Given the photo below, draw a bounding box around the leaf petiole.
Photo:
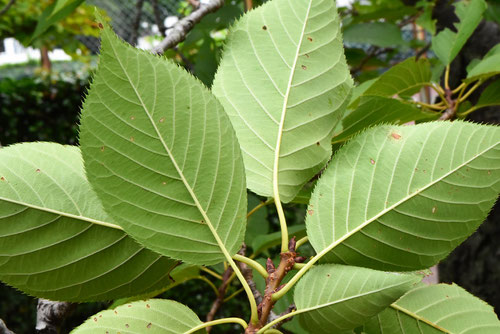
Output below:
[233,254,269,278]
[184,317,248,334]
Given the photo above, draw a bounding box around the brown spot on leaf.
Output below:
[370,159,375,165]
[162,181,167,185]
[35,169,41,173]
[432,206,437,214]
[0,177,4,181]
[316,142,320,146]
[307,36,313,42]
[130,137,135,142]
[147,323,152,329]
[128,304,132,307]
[488,170,491,175]
[93,317,97,322]
[159,117,165,123]
[391,132,401,140]
[98,23,103,29]
[114,310,118,314]
[262,25,267,30]
[307,209,314,215]
[100,146,105,152]
[130,116,135,120]
[326,274,330,277]
[301,65,307,70]
[125,324,130,328]
[146,304,150,308]
[305,53,310,58]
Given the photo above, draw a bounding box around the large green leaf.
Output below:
[72,299,206,333]
[364,284,500,333]
[431,0,487,65]
[0,143,177,301]
[361,57,431,98]
[31,0,85,42]
[79,21,246,265]
[307,121,500,271]
[212,0,353,203]
[343,22,405,48]
[333,96,438,143]
[293,264,421,334]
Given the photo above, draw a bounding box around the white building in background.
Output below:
[0,38,71,66]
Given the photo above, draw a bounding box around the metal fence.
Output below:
[81,0,182,53]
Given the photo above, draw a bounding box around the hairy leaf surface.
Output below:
[0,143,177,301]
[431,0,487,65]
[79,22,247,265]
[72,299,205,333]
[293,265,421,334]
[364,284,500,333]
[307,122,500,271]
[212,0,352,202]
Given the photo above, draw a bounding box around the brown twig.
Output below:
[350,47,392,75]
[439,88,456,120]
[245,0,253,11]
[152,0,224,54]
[245,238,302,333]
[131,0,145,45]
[206,267,234,332]
[151,0,166,37]
[35,299,75,334]
[0,0,15,17]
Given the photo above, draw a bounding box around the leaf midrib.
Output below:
[296,279,412,315]
[272,0,313,200]
[106,30,232,258]
[320,139,499,257]
[390,303,451,333]
[0,195,121,230]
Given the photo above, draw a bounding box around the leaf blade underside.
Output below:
[307,121,500,271]
[293,264,421,334]
[364,284,500,333]
[79,21,247,265]
[0,143,177,301]
[212,0,353,203]
[72,299,206,334]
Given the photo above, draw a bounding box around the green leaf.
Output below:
[108,263,200,309]
[0,143,177,301]
[466,44,500,83]
[416,3,436,35]
[343,22,405,48]
[212,0,353,203]
[293,264,421,334]
[361,57,432,98]
[31,0,85,42]
[475,79,500,109]
[306,121,500,271]
[251,225,306,256]
[245,193,270,245]
[363,284,500,333]
[333,96,438,143]
[72,299,206,333]
[79,20,247,265]
[431,0,487,65]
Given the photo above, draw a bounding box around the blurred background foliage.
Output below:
[0,0,499,332]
